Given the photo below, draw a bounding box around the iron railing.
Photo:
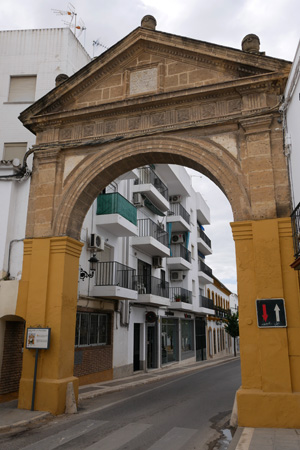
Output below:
[95,261,136,290]
[199,295,214,309]
[133,274,169,298]
[169,243,191,263]
[291,202,300,259]
[167,203,190,224]
[213,306,230,319]
[134,166,168,200]
[96,192,137,225]
[198,227,211,248]
[169,287,192,304]
[198,259,213,278]
[137,218,169,247]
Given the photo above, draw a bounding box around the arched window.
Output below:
[207,288,211,299]
[212,292,215,304]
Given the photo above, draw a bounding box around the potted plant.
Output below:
[174,295,181,302]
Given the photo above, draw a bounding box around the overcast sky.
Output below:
[0,0,299,294]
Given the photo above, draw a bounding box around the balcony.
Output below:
[167,203,191,232]
[131,218,170,257]
[196,191,210,225]
[214,306,229,319]
[133,166,169,212]
[90,261,138,300]
[167,244,191,270]
[291,202,300,269]
[197,227,212,256]
[133,275,170,307]
[169,287,193,311]
[95,193,138,237]
[199,295,215,310]
[198,259,213,284]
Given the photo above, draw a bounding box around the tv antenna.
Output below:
[52,3,86,38]
[92,38,108,57]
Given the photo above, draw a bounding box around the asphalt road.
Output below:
[0,359,241,450]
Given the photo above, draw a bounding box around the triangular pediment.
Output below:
[20,26,291,131]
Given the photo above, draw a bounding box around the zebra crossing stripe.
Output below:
[22,419,107,450]
[147,427,198,450]
[85,422,152,450]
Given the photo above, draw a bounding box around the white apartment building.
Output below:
[0,28,91,397]
[75,164,235,383]
[282,39,300,270]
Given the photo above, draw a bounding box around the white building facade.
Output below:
[75,164,236,383]
[0,28,91,397]
[282,40,300,270]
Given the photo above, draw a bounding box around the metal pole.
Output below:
[31,349,39,411]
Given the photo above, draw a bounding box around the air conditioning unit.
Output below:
[171,233,185,244]
[133,193,144,207]
[89,233,105,251]
[153,256,163,268]
[169,195,181,203]
[170,271,184,281]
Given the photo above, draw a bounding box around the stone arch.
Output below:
[52,135,251,240]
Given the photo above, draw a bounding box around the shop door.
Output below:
[195,317,207,361]
[133,323,140,371]
[147,324,157,369]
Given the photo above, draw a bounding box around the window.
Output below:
[75,312,110,347]
[3,143,27,161]
[8,76,36,103]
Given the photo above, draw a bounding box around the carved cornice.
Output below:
[24,71,285,135]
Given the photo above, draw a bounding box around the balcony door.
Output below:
[138,259,151,293]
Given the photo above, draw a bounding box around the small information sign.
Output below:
[256,299,287,328]
[26,328,51,349]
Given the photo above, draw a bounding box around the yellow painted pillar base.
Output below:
[16,237,83,415]
[231,218,300,428]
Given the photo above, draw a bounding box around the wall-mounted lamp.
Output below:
[80,254,99,281]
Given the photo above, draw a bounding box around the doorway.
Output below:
[133,323,141,371]
[196,317,206,361]
[147,324,158,369]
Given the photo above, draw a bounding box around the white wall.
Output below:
[284,40,300,208]
[0,28,91,278]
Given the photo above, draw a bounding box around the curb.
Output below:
[0,412,52,433]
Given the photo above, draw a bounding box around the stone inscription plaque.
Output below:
[130,68,158,95]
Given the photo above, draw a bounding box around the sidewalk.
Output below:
[1,355,300,449]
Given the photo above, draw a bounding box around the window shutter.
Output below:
[8,76,37,102]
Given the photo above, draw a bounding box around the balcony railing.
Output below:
[134,166,168,200]
[213,306,229,319]
[198,259,213,278]
[169,244,191,263]
[167,203,190,224]
[169,287,192,304]
[291,202,300,259]
[95,261,136,290]
[133,275,169,298]
[137,218,168,247]
[199,295,214,309]
[198,228,211,248]
[97,192,137,225]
